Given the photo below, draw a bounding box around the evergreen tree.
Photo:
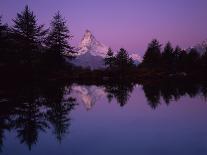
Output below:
[115,48,129,68]
[173,45,182,72]
[45,11,73,66]
[142,39,162,68]
[162,42,174,70]
[174,46,182,61]
[0,16,9,62]
[177,49,188,72]
[201,47,207,69]
[12,5,47,63]
[187,48,201,70]
[113,48,134,75]
[0,16,8,37]
[115,48,129,67]
[104,48,115,69]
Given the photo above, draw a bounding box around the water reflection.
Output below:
[104,82,134,107]
[70,85,106,110]
[142,80,207,109]
[0,82,77,151]
[0,79,207,153]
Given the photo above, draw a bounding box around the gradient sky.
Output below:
[1,0,207,56]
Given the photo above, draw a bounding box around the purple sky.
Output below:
[1,0,207,56]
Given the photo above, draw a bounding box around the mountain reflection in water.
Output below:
[0,79,207,154]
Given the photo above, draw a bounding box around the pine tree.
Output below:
[187,48,200,70]
[177,49,188,71]
[46,11,73,65]
[115,48,129,67]
[12,5,47,63]
[0,16,7,35]
[201,47,207,69]
[142,39,162,68]
[104,48,115,69]
[174,46,182,61]
[0,16,8,62]
[114,48,134,73]
[173,45,182,72]
[162,42,174,70]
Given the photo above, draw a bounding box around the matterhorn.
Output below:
[67,30,142,69]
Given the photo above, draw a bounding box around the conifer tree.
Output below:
[201,47,207,68]
[114,48,134,73]
[46,11,73,64]
[142,39,162,67]
[0,16,8,62]
[12,5,47,63]
[104,48,115,69]
[162,42,174,69]
[187,48,200,69]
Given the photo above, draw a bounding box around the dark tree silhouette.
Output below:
[42,83,77,143]
[45,11,74,67]
[142,84,160,109]
[201,47,207,70]
[187,48,201,70]
[105,83,134,107]
[173,45,182,71]
[12,5,47,63]
[176,49,188,72]
[0,16,9,63]
[162,42,174,71]
[13,101,48,150]
[142,39,162,68]
[115,48,130,67]
[114,48,134,73]
[104,48,115,69]
[47,97,76,143]
[0,117,11,153]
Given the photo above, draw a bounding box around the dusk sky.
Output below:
[1,0,207,55]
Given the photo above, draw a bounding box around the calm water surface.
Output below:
[0,81,207,155]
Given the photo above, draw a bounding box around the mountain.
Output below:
[66,30,108,69]
[70,52,105,70]
[76,30,109,57]
[66,30,142,69]
[187,40,207,54]
[129,53,143,64]
[70,85,106,110]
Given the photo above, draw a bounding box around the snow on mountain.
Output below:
[70,85,106,110]
[67,29,142,69]
[76,30,109,57]
[129,53,143,62]
[187,40,207,54]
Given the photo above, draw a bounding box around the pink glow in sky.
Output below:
[1,0,207,55]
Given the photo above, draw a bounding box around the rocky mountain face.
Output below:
[66,30,142,69]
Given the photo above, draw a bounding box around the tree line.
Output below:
[0,5,74,76]
[139,39,207,77]
[0,81,76,151]
[0,5,207,80]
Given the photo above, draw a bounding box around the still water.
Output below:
[0,81,207,155]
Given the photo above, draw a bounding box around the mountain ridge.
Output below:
[66,30,142,69]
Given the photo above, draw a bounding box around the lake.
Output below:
[0,80,207,155]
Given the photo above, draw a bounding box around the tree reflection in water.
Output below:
[104,82,134,107]
[0,81,77,150]
[0,79,207,151]
[142,79,207,109]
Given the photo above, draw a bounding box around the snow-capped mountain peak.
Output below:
[187,39,207,54]
[129,53,143,62]
[66,30,143,69]
[77,30,108,57]
[80,30,95,47]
